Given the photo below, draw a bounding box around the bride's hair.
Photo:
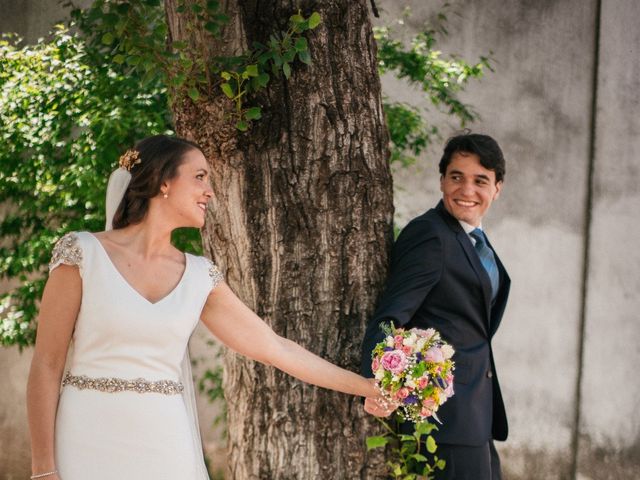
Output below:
[112,135,202,229]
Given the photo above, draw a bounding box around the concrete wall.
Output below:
[378,0,639,479]
[577,1,640,478]
[1,0,639,479]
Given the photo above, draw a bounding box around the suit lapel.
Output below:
[436,202,493,332]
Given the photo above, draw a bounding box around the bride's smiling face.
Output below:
[161,149,213,228]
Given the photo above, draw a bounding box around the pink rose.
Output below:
[381,350,408,374]
[417,376,429,389]
[371,357,380,372]
[414,328,436,339]
[394,335,404,348]
[422,397,437,409]
[401,345,413,355]
[444,383,454,399]
[396,387,410,400]
[424,347,444,363]
[420,407,434,418]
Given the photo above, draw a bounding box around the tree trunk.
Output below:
[165,1,393,478]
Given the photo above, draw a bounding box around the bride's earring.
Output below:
[163,193,168,198]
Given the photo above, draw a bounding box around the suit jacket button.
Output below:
[486,370,493,378]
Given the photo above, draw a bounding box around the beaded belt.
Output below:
[62,372,184,395]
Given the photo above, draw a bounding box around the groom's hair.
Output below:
[439,132,505,183]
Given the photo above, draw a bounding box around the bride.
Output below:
[27,135,387,480]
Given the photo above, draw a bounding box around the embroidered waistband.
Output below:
[62,372,184,395]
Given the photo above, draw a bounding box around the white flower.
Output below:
[441,344,455,359]
[404,333,418,347]
[386,336,395,348]
[416,338,427,350]
[405,377,417,389]
[375,369,385,380]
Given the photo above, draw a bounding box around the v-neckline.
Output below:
[88,233,189,306]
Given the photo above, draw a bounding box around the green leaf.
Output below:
[188,87,200,101]
[235,120,248,131]
[283,49,296,63]
[205,22,220,35]
[113,54,125,64]
[101,33,114,45]
[294,37,308,52]
[245,64,259,77]
[298,50,311,65]
[436,459,446,470]
[366,435,389,450]
[257,51,272,65]
[426,435,437,454]
[282,62,291,79]
[308,12,322,29]
[126,55,141,66]
[415,421,436,436]
[290,13,304,24]
[257,72,270,87]
[220,82,234,99]
[220,71,231,80]
[245,107,261,120]
[170,73,186,87]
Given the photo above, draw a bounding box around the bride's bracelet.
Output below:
[30,470,58,479]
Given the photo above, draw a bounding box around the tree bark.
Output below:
[165,1,393,478]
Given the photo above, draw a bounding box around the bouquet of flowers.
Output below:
[371,323,456,423]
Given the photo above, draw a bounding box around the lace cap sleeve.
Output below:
[204,257,224,291]
[49,232,83,272]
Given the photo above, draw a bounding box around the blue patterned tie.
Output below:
[470,228,499,299]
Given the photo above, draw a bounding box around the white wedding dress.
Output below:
[49,232,222,479]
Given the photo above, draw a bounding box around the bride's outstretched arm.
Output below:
[200,282,380,400]
[27,265,81,477]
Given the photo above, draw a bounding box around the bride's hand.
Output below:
[363,379,398,417]
[364,396,397,417]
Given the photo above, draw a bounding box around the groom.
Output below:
[361,133,510,479]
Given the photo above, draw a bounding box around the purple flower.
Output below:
[415,352,423,361]
[434,376,447,389]
[404,395,419,405]
[383,347,394,352]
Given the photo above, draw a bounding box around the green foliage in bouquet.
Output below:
[367,416,445,479]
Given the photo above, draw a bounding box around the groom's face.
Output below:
[440,152,502,227]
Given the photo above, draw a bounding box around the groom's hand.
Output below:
[364,397,396,417]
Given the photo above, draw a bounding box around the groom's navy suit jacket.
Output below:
[361,201,510,446]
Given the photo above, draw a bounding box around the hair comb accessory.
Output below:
[118,149,141,171]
